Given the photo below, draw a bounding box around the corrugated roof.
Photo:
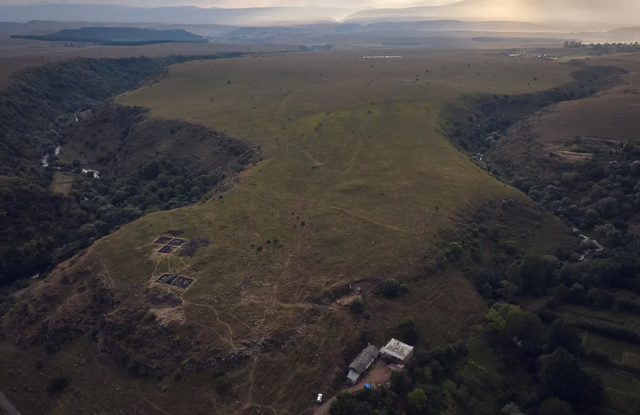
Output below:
[348,344,379,374]
[380,338,414,361]
[347,369,360,382]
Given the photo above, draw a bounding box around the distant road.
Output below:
[312,397,336,415]
[0,390,22,415]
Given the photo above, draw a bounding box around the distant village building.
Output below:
[380,338,414,365]
[347,344,379,384]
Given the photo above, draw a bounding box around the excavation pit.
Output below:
[158,245,177,254]
[167,238,186,247]
[171,276,194,289]
[157,273,179,284]
[154,236,173,245]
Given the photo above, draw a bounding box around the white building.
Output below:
[379,338,414,365]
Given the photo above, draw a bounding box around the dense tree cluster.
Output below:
[587,42,640,56]
[445,65,625,157]
[0,159,220,287]
[0,53,240,181]
[483,304,605,414]
[0,53,243,289]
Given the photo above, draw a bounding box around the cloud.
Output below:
[8,0,458,8]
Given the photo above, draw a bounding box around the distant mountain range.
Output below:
[11,27,207,45]
[0,3,357,26]
[1,1,639,38]
[357,20,552,33]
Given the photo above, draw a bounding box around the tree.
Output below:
[501,402,524,415]
[547,319,582,356]
[503,305,544,352]
[214,374,231,393]
[398,319,419,344]
[553,284,567,304]
[485,307,507,338]
[496,280,519,302]
[390,370,412,394]
[521,254,546,297]
[538,398,574,415]
[407,388,427,412]
[382,279,401,298]
[566,283,586,304]
[350,298,365,313]
[448,242,463,261]
[47,376,69,395]
[540,348,605,410]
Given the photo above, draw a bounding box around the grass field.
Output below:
[562,305,640,334]
[0,48,581,415]
[585,331,640,363]
[49,172,76,195]
[0,38,296,90]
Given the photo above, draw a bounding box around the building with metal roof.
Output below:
[379,338,414,365]
[347,344,379,384]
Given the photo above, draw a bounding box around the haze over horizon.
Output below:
[1,0,640,27]
[0,0,458,8]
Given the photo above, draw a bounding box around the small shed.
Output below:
[380,338,414,365]
[347,344,379,384]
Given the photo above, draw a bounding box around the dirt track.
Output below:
[0,390,22,415]
[312,360,398,415]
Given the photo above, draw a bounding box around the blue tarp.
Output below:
[364,384,372,389]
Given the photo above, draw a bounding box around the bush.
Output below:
[214,374,231,393]
[350,298,365,313]
[398,319,419,344]
[501,241,518,255]
[47,376,69,395]
[448,242,463,261]
[586,350,611,364]
[382,279,401,298]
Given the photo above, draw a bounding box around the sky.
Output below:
[3,0,459,8]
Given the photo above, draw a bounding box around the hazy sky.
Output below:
[5,0,458,8]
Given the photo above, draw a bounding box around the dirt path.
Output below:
[0,390,22,415]
[182,300,237,349]
[311,360,397,415]
[261,227,306,321]
[326,206,411,234]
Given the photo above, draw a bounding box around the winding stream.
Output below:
[573,227,605,261]
[41,145,100,179]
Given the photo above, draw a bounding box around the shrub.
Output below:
[398,319,419,344]
[501,240,518,255]
[586,350,610,364]
[214,374,231,393]
[448,242,463,261]
[382,279,401,298]
[350,298,365,313]
[47,376,69,395]
[142,311,156,323]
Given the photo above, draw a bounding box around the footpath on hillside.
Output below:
[0,390,22,415]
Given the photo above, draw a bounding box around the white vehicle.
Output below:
[316,393,323,403]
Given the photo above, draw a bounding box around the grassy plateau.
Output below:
[0,48,580,415]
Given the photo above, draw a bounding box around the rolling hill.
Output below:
[0,4,357,26]
[12,27,207,45]
[0,48,581,415]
